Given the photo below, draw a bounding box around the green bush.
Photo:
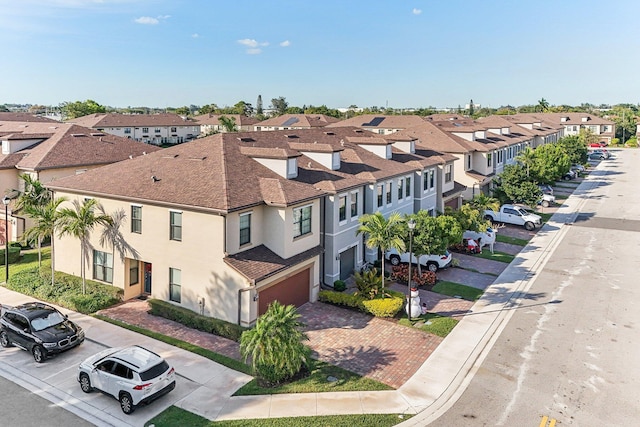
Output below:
[318,290,363,310]
[625,136,638,148]
[361,296,403,318]
[5,266,122,314]
[147,299,246,342]
[333,280,346,292]
[0,246,21,265]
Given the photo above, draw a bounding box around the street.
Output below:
[426,149,640,426]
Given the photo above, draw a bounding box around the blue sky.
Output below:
[2,0,639,110]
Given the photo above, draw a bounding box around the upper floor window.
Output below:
[239,213,251,245]
[445,165,452,182]
[339,196,347,222]
[423,172,429,191]
[467,155,472,170]
[350,192,358,218]
[169,268,181,303]
[487,153,492,168]
[429,170,435,188]
[171,127,177,132]
[170,211,182,241]
[377,184,384,208]
[386,181,392,205]
[142,127,149,133]
[155,128,161,133]
[124,128,131,134]
[131,205,142,234]
[293,205,312,237]
[397,178,403,200]
[93,250,113,283]
[405,177,411,198]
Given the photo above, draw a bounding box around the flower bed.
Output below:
[390,264,436,287]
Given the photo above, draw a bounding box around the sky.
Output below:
[2,0,640,110]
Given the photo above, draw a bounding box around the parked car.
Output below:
[562,170,577,180]
[0,302,84,363]
[484,204,542,231]
[539,193,555,207]
[589,142,607,148]
[78,345,176,414]
[570,164,586,175]
[385,248,452,272]
[538,184,553,196]
[588,151,609,160]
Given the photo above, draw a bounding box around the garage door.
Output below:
[258,268,310,315]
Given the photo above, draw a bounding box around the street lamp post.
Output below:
[3,196,10,283]
[407,218,416,322]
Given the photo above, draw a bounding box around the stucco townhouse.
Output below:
[193,114,259,135]
[328,114,428,135]
[513,112,614,144]
[45,126,459,324]
[68,113,201,145]
[253,114,340,131]
[0,120,159,243]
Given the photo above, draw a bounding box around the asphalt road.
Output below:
[0,375,94,427]
[427,149,640,426]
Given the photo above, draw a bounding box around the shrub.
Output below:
[333,280,346,292]
[0,247,21,265]
[391,265,436,287]
[147,299,246,342]
[354,268,385,299]
[318,290,363,310]
[361,296,403,317]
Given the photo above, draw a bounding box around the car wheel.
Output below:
[79,373,93,393]
[426,262,438,273]
[32,345,45,363]
[524,222,535,231]
[389,255,401,266]
[119,392,135,415]
[0,331,12,347]
[542,200,550,207]
[484,215,493,221]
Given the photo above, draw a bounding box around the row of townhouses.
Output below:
[0,111,614,328]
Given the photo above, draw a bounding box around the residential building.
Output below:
[328,114,427,135]
[193,114,259,135]
[254,114,340,131]
[68,113,200,145]
[516,112,614,144]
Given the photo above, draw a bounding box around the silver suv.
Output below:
[77,345,176,414]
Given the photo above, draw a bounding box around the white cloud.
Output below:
[135,16,159,24]
[280,40,290,47]
[191,33,199,38]
[246,48,262,55]
[412,8,422,15]
[237,38,269,54]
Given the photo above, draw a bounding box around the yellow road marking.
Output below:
[549,419,556,427]
[540,415,558,427]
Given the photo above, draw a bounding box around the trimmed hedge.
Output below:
[362,297,404,318]
[319,289,404,318]
[5,266,122,314]
[0,246,21,265]
[147,299,246,342]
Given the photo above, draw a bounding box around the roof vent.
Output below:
[324,131,335,136]
[151,175,160,182]
[71,133,85,137]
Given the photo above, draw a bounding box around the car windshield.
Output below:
[140,360,170,381]
[30,311,66,332]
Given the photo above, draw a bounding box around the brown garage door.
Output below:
[258,268,310,315]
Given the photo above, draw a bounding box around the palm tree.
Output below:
[219,115,238,132]
[356,211,405,291]
[23,198,65,274]
[468,194,500,214]
[517,147,536,178]
[15,175,51,212]
[538,98,549,112]
[240,301,311,385]
[58,199,113,294]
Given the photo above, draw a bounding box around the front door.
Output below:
[144,263,152,294]
[339,247,356,280]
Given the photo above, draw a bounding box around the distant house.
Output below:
[254,114,340,131]
[68,113,200,145]
[515,112,615,144]
[193,114,259,134]
[328,114,427,135]
[0,120,160,243]
[0,112,59,123]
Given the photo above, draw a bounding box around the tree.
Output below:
[58,199,114,294]
[60,99,106,119]
[537,98,550,112]
[175,106,190,117]
[240,301,312,386]
[406,212,461,276]
[468,99,475,116]
[529,143,571,183]
[491,164,542,207]
[198,104,219,115]
[467,193,500,214]
[517,147,536,177]
[270,97,289,116]
[219,115,238,132]
[256,95,263,116]
[23,198,66,277]
[15,175,52,266]
[556,135,588,164]
[233,101,253,116]
[357,211,405,291]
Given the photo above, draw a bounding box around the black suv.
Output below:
[0,302,84,363]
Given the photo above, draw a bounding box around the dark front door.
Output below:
[144,263,152,294]
[339,247,356,280]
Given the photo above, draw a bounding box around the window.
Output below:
[397,178,403,200]
[445,165,452,182]
[170,211,182,241]
[429,170,435,189]
[169,268,181,303]
[93,250,113,283]
[239,213,251,245]
[124,128,131,134]
[377,184,384,207]
[293,205,312,237]
[423,172,428,191]
[131,206,142,234]
[155,128,161,133]
[129,262,139,286]
[467,155,472,170]
[339,196,347,222]
[487,153,492,167]
[386,182,392,204]
[405,177,411,198]
[142,127,149,133]
[350,192,358,218]
[171,127,177,132]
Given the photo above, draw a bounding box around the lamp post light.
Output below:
[407,218,416,322]
[3,196,10,283]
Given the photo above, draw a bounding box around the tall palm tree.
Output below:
[219,115,238,132]
[517,147,536,178]
[58,199,113,294]
[23,198,65,274]
[538,98,549,112]
[357,211,405,291]
[15,175,51,212]
[240,301,311,385]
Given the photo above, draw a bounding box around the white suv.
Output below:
[77,345,176,414]
[385,248,452,272]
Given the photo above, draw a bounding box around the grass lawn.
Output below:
[1,247,51,279]
[146,406,412,427]
[397,312,458,337]
[474,250,515,264]
[432,281,484,301]
[495,234,528,246]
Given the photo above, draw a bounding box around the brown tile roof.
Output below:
[328,114,426,130]
[0,113,59,123]
[193,114,259,126]
[393,121,474,154]
[68,113,197,128]
[224,244,323,283]
[255,114,340,128]
[0,122,160,171]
